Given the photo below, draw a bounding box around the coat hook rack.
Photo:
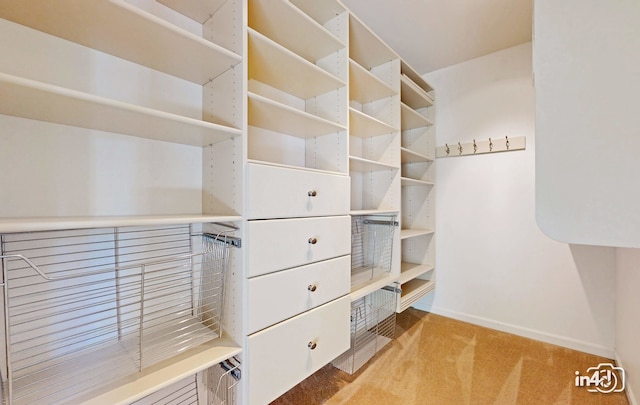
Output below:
[436,136,526,158]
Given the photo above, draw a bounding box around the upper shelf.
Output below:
[0,72,241,147]
[249,0,345,63]
[349,156,398,172]
[401,147,433,164]
[248,28,346,100]
[157,0,226,24]
[401,75,434,110]
[401,60,434,93]
[291,0,347,26]
[349,13,397,70]
[349,108,396,138]
[401,103,433,130]
[349,60,397,104]
[0,0,241,85]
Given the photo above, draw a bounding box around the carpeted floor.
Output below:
[271,309,629,405]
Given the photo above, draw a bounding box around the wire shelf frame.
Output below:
[332,288,397,374]
[0,224,236,405]
[350,215,397,289]
[131,357,241,405]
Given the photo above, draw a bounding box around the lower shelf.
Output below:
[397,279,435,313]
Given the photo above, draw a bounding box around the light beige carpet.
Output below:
[271,309,629,405]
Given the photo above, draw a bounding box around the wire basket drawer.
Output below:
[0,224,233,405]
[132,357,241,405]
[332,287,397,374]
[350,215,397,289]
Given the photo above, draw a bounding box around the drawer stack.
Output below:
[245,163,351,404]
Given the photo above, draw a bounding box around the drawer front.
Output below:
[247,255,350,334]
[247,215,351,277]
[247,296,350,405]
[247,163,350,219]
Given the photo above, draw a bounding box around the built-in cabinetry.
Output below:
[0,1,435,404]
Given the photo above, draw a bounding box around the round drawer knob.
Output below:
[308,284,317,292]
[308,237,318,245]
[308,341,317,350]
[308,190,317,197]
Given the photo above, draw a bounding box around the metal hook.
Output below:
[473,139,477,153]
[445,143,450,155]
[489,138,493,152]
[457,142,463,155]
[505,136,510,150]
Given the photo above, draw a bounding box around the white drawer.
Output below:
[247,296,350,405]
[247,163,350,219]
[247,215,351,277]
[247,255,350,334]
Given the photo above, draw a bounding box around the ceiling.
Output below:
[341,0,533,74]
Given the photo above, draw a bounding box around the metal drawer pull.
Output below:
[308,341,317,350]
[308,237,317,245]
[308,190,317,197]
[308,284,317,292]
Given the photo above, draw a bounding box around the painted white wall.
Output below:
[616,248,640,405]
[534,0,640,248]
[414,43,617,358]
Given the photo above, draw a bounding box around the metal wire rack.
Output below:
[0,224,237,405]
[332,287,398,374]
[350,215,398,289]
[132,357,241,405]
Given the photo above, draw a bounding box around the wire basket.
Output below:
[350,215,397,289]
[131,357,241,405]
[0,224,235,405]
[332,287,397,374]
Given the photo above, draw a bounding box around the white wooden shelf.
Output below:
[401,147,433,163]
[397,278,435,313]
[401,177,434,187]
[0,214,242,234]
[350,273,398,302]
[349,156,398,172]
[78,335,241,405]
[401,75,434,110]
[0,73,241,147]
[398,262,434,285]
[249,92,346,138]
[157,0,227,24]
[400,228,434,240]
[401,61,434,94]
[401,103,433,130]
[350,209,399,216]
[349,60,397,104]
[0,0,241,85]
[348,14,397,70]
[349,108,396,137]
[246,159,347,177]
[291,0,346,26]
[248,28,346,100]
[249,0,345,63]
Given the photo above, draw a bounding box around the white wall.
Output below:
[616,248,640,405]
[415,43,617,358]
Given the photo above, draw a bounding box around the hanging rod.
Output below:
[436,136,526,158]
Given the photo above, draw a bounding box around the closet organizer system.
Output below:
[0,0,435,404]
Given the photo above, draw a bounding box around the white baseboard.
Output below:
[428,305,615,359]
[616,352,638,405]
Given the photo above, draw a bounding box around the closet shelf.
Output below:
[248,28,346,100]
[349,156,398,172]
[348,14,397,70]
[291,0,346,26]
[157,0,227,24]
[0,0,241,85]
[401,103,433,130]
[0,72,241,147]
[401,147,434,163]
[246,159,347,177]
[398,262,435,285]
[398,278,435,312]
[350,209,399,216]
[249,92,346,138]
[0,214,242,234]
[249,0,345,63]
[401,61,434,94]
[401,177,434,187]
[401,75,434,110]
[349,108,396,138]
[400,228,434,240]
[350,273,398,302]
[349,60,397,104]
[78,335,241,405]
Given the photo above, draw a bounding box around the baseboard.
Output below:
[429,306,615,359]
[616,352,638,405]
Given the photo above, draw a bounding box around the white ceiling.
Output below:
[341,0,533,74]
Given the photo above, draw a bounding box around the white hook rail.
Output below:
[436,136,526,158]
